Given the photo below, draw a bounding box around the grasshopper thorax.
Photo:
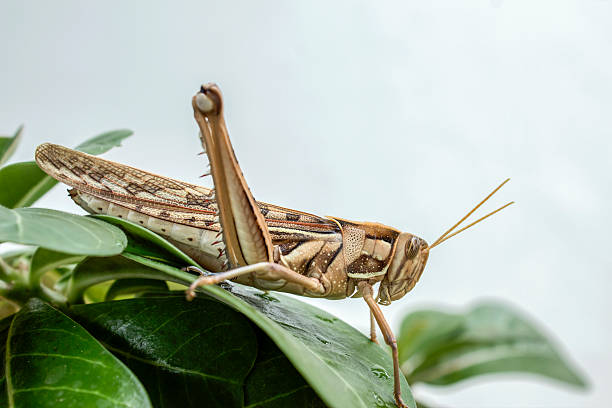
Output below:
[378,233,429,305]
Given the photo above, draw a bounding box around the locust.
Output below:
[35,84,513,408]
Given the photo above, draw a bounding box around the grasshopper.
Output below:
[35,84,512,408]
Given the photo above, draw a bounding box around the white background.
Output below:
[1,1,610,406]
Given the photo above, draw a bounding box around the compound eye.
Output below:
[405,236,420,260]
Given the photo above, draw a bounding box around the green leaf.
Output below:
[73,129,132,155]
[0,126,23,167]
[0,162,57,208]
[29,247,84,288]
[0,129,132,208]
[0,206,126,256]
[62,214,201,302]
[225,284,412,408]
[0,248,34,286]
[124,254,414,408]
[2,298,151,407]
[65,255,194,304]
[83,281,113,304]
[415,400,433,408]
[70,294,326,407]
[0,300,19,321]
[397,310,465,364]
[105,279,169,301]
[91,215,199,268]
[0,247,35,264]
[0,314,14,407]
[399,302,588,388]
[71,295,258,407]
[244,329,326,408]
[0,247,34,281]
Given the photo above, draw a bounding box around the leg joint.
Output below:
[385,335,397,349]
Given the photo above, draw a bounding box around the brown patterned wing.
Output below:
[35,143,219,229]
[263,202,343,257]
[262,203,339,234]
[35,143,340,235]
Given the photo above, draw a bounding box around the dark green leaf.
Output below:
[0,129,132,208]
[70,295,258,408]
[244,329,326,408]
[124,254,413,408]
[0,126,23,166]
[0,314,14,407]
[225,284,411,408]
[0,206,126,255]
[2,298,151,407]
[399,302,587,388]
[105,279,169,301]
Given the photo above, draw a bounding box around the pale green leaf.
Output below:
[0,206,126,256]
[0,129,133,208]
[0,126,23,166]
[399,302,587,388]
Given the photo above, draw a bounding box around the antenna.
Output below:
[428,179,512,250]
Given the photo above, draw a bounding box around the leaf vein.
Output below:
[9,352,108,368]
[148,308,201,336]
[103,343,240,384]
[12,386,134,407]
[19,328,89,342]
[243,384,310,408]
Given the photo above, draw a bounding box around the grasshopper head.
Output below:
[378,179,515,305]
[378,233,429,305]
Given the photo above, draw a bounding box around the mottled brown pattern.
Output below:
[185,193,210,206]
[286,213,300,222]
[277,241,302,255]
[141,181,163,194]
[347,254,386,275]
[69,165,86,177]
[87,171,105,183]
[125,182,145,195]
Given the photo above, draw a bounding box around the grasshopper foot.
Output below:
[395,395,409,408]
[182,265,208,276]
[185,275,217,301]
